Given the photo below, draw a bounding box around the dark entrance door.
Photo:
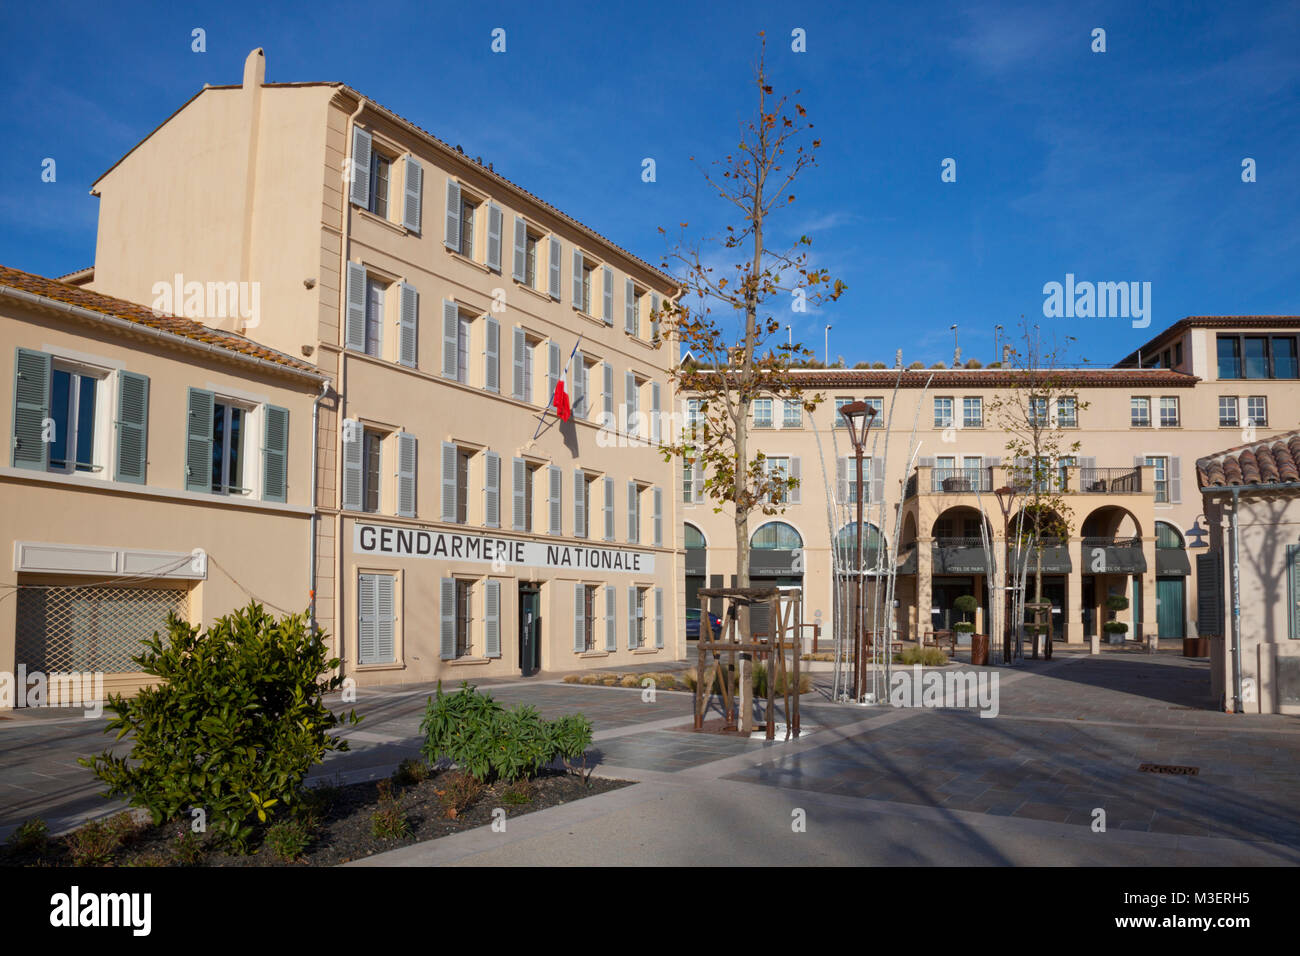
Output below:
[518,584,541,676]
[931,577,975,632]
[1082,577,1096,638]
[1023,576,1066,640]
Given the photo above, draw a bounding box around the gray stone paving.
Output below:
[3,645,1298,864]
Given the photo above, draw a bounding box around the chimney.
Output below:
[954,346,962,367]
[895,349,902,368]
[243,47,266,88]
[1002,344,1011,364]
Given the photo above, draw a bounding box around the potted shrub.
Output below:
[1104,594,1130,644]
[953,595,979,646]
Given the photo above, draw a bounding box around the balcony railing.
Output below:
[1077,468,1142,494]
[930,468,994,493]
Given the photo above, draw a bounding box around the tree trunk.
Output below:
[734,431,754,733]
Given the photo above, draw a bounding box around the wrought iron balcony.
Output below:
[930,468,994,493]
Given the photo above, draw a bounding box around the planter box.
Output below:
[1105,631,1127,645]
[1182,636,1209,658]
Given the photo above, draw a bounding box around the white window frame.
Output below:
[211,397,258,497]
[47,359,111,479]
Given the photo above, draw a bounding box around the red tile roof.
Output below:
[0,264,324,379]
[1196,429,1300,489]
[1116,315,1300,367]
[729,367,1199,388]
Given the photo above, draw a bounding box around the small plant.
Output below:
[619,674,640,688]
[67,818,123,866]
[172,828,205,866]
[1103,621,1129,634]
[392,757,429,787]
[7,818,48,854]
[371,779,410,839]
[562,674,581,684]
[435,771,485,819]
[265,818,312,862]
[501,779,535,806]
[901,646,950,667]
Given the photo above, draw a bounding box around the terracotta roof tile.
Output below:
[713,367,1199,388]
[1196,428,1300,491]
[0,264,323,378]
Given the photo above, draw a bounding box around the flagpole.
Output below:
[532,334,585,440]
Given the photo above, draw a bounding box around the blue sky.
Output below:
[1,0,1297,367]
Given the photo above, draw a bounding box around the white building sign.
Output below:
[353,523,654,574]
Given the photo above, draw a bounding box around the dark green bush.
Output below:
[265,818,312,861]
[80,603,360,852]
[954,595,979,617]
[419,682,592,783]
[1103,621,1129,634]
[1105,594,1130,612]
[371,779,409,838]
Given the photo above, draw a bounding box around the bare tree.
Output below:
[656,35,845,729]
[988,323,1090,658]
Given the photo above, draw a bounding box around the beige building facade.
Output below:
[84,50,682,687]
[683,317,1300,653]
[0,266,326,704]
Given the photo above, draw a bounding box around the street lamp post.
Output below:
[839,401,876,700]
[993,485,1018,665]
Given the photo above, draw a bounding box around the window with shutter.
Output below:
[11,348,51,471]
[441,300,460,379]
[262,405,290,503]
[350,127,372,209]
[484,317,500,393]
[574,469,587,538]
[548,466,562,535]
[512,457,527,531]
[484,579,501,658]
[548,237,562,300]
[627,481,639,543]
[441,441,458,522]
[439,577,456,659]
[342,419,362,511]
[402,157,423,233]
[184,388,214,493]
[605,586,617,651]
[484,451,500,528]
[603,476,614,541]
[444,179,461,252]
[602,265,614,325]
[398,282,419,369]
[114,371,149,484]
[486,203,503,272]
[573,582,587,653]
[512,216,527,284]
[396,432,417,517]
[653,487,663,546]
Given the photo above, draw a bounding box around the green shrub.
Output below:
[7,818,48,854]
[954,595,979,618]
[501,779,534,806]
[265,818,312,861]
[954,621,976,633]
[418,682,593,784]
[80,603,361,853]
[1103,621,1129,634]
[1105,594,1130,612]
[172,829,205,866]
[67,814,140,866]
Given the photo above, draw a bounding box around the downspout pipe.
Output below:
[308,376,330,634]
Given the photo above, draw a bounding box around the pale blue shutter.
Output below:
[548,237,562,300]
[512,327,526,400]
[651,383,661,444]
[398,282,418,368]
[624,372,636,432]
[396,432,417,517]
[1288,545,1300,640]
[342,420,362,511]
[11,348,50,471]
[572,350,585,415]
[441,441,458,522]
[602,265,614,325]
[603,476,614,540]
[350,126,371,208]
[836,457,848,503]
[484,317,500,393]
[653,487,663,546]
[627,586,638,650]
[871,458,884,504]
[486,203,503,272]
[651,293,661,340]
[185,388,214,493]
[403,156,423,233]
[548,465,562,534]
[547,342,561,400]
[655,587,664,648]
[345,262,367,351]
[572,249,583,308]
[441,299,459,379]
[789,456,801,505]
[114,371,149,484]
[627,481,638,542]
[484,451,500,527]
[512,216,527,283]
[512,457,526,530]
[375,573,395,663]
[1170,456,1182,504]
[440,577,456,659]
[573,583,587,652]
[602,363,613,425]
[605,586,617,651]
[624,277,635,333]
[574,468,586,538]
[262,404,290,503]
[484,580,501,658]
[358,574,378,664]
[444,179,461,251]
[693,460,704,501]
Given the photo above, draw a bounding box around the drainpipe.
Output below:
[334,93,368,675]
[1230,487,1242,713]
[308,377,330,634]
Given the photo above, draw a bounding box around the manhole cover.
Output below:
[1138,763,1199,776]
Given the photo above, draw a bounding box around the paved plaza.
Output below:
[2,647,1298,865]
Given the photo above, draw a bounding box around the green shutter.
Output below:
[262,404,289,502]
[1288,545,1300,641]
[184,388,214,493]
[11,348,50,471]
[605,586,617,651]
[440,577,456,659]
[485,579,501,658]
[358,573,378,664]
[655,587,664,648]
[114,371,149,484]
[573,583,586,652]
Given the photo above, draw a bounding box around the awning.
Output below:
[685,550,706,575]
[1155,549,1191,576]
[1080,543,1147,574]
[1011,544,1073,574]
[749,550,800,578]
[896,548,918,575]
[932,544,992,575]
